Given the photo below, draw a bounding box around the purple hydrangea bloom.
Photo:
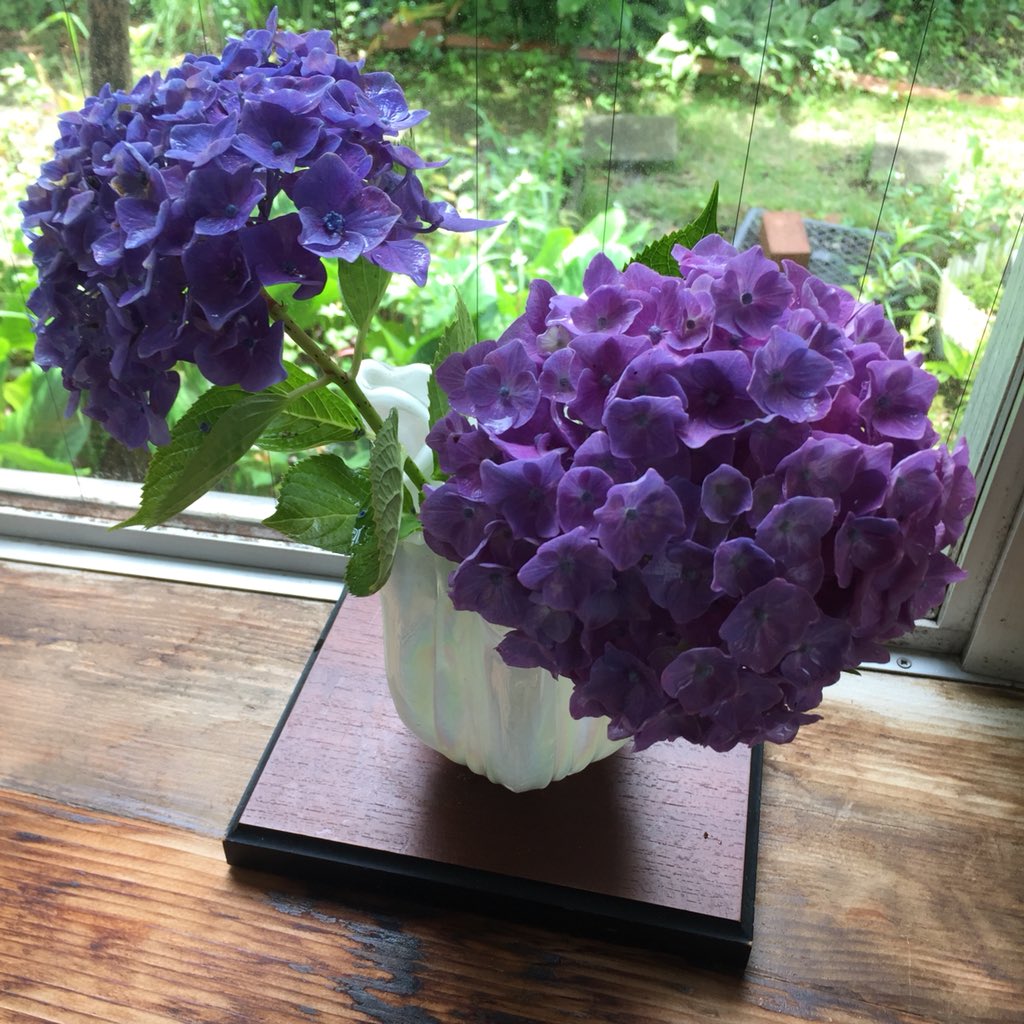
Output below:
[291,152,401,260]
[661,648,739,714]
[642,538,716,623]
[748,327,834,421]
[711,246,795,338]
[423,241,975,754]
[861,360,939,440]
[517,528,616,612]
[570,644,665,740]
[556,465,613,532]
[593,468,685,570]
[676,350,759,448]
[755,495,837,567]
[700,464,753,523]
[711,537,777,597]
[449,557,532,630]
[479,450,564,540]
[463,340,541,432]
[23,12,492,447]
[419,484,493,562]
[720,578,820,673]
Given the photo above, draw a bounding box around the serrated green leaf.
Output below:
[117,387,290,528]
[258,362,363,451]
[427,292,477,426]
[263,453,371,552]
[427,371,448,430]
[443,291,476,357]
[625,182,720,276]
[344,408,404,595]
[368,407,404,584]
[338,258,391,335]
[343,516,380,597]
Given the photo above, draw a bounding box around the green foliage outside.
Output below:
[0,1,1021,495]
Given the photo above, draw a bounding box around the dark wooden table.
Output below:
[1,558,1021,1023]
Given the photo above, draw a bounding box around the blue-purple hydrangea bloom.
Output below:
[421,238,976,752]
[22,11,488,448]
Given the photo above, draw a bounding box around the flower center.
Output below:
[498,384,511,399]
[685,318,697,330]
[624,507,638,522]
[740,291,754,306]
[224,203,238,217]
[323,210,345,234]
[270,140,285,154]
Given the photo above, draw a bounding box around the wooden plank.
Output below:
[0,561,1022,1021]
[749,676,1023,1023]
[2,772,1022,1024]
[0,561,329,835]
[0,788,928,1024]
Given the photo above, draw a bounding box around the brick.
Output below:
[760,210,811,267]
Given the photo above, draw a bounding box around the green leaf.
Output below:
[0,309,36,351]
[342,516,380,597]
[338,258,391,336]
[0,366,90,460]
[258,362,363,451]
[117,387,290,529]
[399,510,421,540]
[625,182,720,276]
[428,291,477,425]
[443,291,477,357]
[0,441,82,474]
[427,372,448,430]
[263,453,371,553]
[344,408,404,595]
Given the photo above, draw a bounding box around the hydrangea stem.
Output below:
[264,291,428,494]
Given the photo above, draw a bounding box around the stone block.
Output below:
[869,127,964,185]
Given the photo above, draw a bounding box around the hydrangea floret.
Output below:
[420,223,976,752]
[21,9,488,450]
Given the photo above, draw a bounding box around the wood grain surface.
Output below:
[238,593,754,923]
[1,558,1022,1022]
[0,560,328,833]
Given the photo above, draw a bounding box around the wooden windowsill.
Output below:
[0,558,1020,1023]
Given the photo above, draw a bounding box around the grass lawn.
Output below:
[594,88,1024,239]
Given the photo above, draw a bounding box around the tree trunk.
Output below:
[87,0,131,94]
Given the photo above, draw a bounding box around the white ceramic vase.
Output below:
[378,534,625,792]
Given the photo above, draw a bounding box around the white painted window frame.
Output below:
[0,469,344,602]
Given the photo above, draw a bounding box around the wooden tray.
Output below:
[224,593,762,968]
